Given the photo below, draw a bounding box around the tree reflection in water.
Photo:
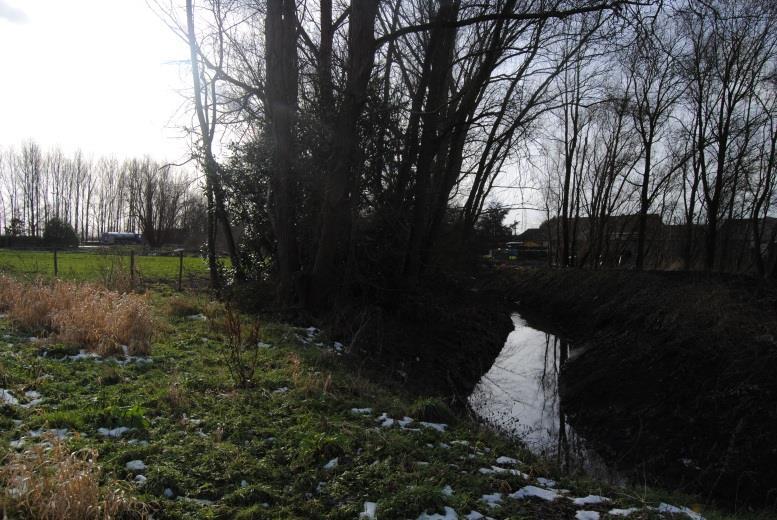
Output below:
[469,314,621,483]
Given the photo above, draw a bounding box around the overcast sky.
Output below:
[0,0,192,161]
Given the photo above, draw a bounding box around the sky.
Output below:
[0,0,541,231]
[0,0,193,162]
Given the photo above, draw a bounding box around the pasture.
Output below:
[0,248,210,285]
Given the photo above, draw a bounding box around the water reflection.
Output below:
[469,314,619,482]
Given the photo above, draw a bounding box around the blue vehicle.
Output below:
[100,232,143,245]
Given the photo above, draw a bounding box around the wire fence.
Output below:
[0,247,212,291]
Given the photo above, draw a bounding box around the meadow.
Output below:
[0,248,210,286]
[0,274,760,519]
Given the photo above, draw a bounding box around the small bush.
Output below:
[98,256,137,293]
[166,295,201,318]
[222,305,262,388]
[97,365,122,386]
[162,381,190,417]
[408,397,456,424]
[42,217,79,248]
[203,300,227,332]
[0,435,147,519]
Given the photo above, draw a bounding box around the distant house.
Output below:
[515,227,549,248]
[535,214,777,271]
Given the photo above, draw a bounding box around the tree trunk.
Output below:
[310,0,379,307]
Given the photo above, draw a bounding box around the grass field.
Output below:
[0,278,763,519]
[0,248,210,284]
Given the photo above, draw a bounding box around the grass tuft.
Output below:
[0,275,153,355]
[0,435,147,519]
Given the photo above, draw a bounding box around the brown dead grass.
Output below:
[0,275,153,355]
[0,435,147,519]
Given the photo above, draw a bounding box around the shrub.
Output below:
[222,305,262,388]
[98,255,137,293]
[42,217,78,248]
[0,435,147,519]
[166,295,201,318]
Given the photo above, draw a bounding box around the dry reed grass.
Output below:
[0,435,147,519]
[0,275,152,355]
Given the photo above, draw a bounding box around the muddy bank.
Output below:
[339,275,514,406]
[494,268,777,510]
[231,272,514,405]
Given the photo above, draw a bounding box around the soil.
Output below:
[233,269,515,407]
[493,267,777,511]
[342,273,515,406]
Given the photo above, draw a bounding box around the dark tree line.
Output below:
[154,0,645,305]
[541,0,777,274]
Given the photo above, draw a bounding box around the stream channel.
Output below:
[469,313,622,483]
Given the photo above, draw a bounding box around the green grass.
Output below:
[0,284,766,519]
[0,248,211,283]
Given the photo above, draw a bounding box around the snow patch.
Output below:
[495,456,519,465]
[572,495,610,506]
[398,416,414,427]
[29,428,68,439]
[376,412,393,427]
[657,503,704,520]
[536,477,556,488]
[480,493,502,507]
[575,511,600,520]
[97,426,131,438]
[509,485,560,502]
[478,466,528,477]
[323,457,339,470]
[1,388,19,405]
[66,350,101,361]
[608,507,640,517]
[417,506,458,520]
[125,460,146,472]
[351,407,373,415]
[419,421,447,432]
[359,501,378,519]
[441,485,453,497]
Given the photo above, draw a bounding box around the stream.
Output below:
[469,313,621,483]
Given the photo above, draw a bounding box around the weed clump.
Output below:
[166,295,201,318]
[0,275,153,355]
[0,435,147,519]
[222,305,262,388]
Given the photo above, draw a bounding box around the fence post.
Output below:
[53,248,58,277]
[130,250,136,290]
[178,251,184,292]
